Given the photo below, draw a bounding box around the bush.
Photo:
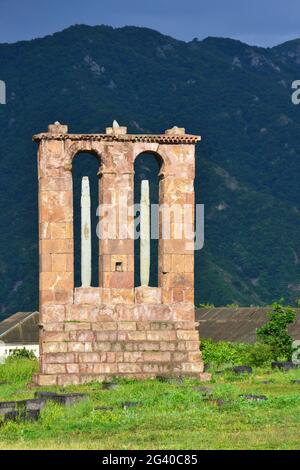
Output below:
[257,303,297,361]
[246,343,274,367]
[201,339,246,367]
[7,348,36,361]
[201,339,274,367]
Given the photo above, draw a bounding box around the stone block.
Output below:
[43,342,68,353]
[64,322,91,331]
[65,305,103,322]
[41,239,73,255]
[41,305,65,323]
[78,353,101,363]
[150,321,175,330]
[52,289,73,304]
[39,191,72,223]
[101,239,133,255]
[172,352,188,362]
[181,362,204,373]
[135,286,162,304]
[93,363,118,374]
[44,353,75,364]
[48,222,72,240]
[185,340,201,351]
[104,272,134,289]
[160,341,176,351]
[160,240,193,254]
[57,375,81,386]
[48,123,68,134]
[162,273,194,289]
[138,342,160,351]
[95,331,117,341]
[42,331,69,342]
[126,331,147,341]
[40,177,72,192]
[169,304,195,321]
[51,254,70,272]
[171,254,185,273]
[117,321,136,330]
[176,330,199,341]
[92,321,117,331]
[124,352,143,362]
[66,364,80,374]
[184,254,194,273]
[37,374,58,386]
[118,363,142,373]
[67,342,93,352]
[136,321,151,330]
[93,342,112,352]
[183,289,194,303]
[42,322,64,332]
[134,304,174,322]
[143,352,171,362]
[161,288,173,304]
[106,352,116,363]
[40,254,52,271]
[188,351,202,362]
[110,288,134,304]
[71,330,95,342]
[142,364,159,373]
[40,271,73,290]
[147,331,177,341]
[172,289,184,302]
[43,364,66,374]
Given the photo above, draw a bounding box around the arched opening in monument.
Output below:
[72,152,100,288]
[134,152,162,287]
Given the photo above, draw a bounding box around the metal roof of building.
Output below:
[0,311,39,344]
[196,307,300,343]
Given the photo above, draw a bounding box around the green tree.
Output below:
[257,303,297,361]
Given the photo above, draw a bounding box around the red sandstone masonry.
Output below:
[34,124,208,386]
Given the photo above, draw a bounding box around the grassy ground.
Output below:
[0,359,300,450]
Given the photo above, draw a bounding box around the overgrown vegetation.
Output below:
[7,348,37,361]
[0,358,300,449]
[201,302,299,366]
[257,303,297,361]
[201,339,273,367]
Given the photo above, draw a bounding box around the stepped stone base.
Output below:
[34,291,208,386]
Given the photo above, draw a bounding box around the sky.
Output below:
[0,0,299,47]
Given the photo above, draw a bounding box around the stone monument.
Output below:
[33,122,208,386]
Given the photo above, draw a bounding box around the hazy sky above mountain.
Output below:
[0,0,298,46]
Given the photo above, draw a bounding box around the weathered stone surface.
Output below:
[35,123,206,386]
[135,286,162,304]
[74,287,101,305]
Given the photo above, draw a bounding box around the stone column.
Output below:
[158,130,195,305]
[38,123,74,309]
[140,180,150,286]
[98,125,134,303]
[81,177,91,287]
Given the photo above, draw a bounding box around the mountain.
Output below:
[1,24,300,318]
